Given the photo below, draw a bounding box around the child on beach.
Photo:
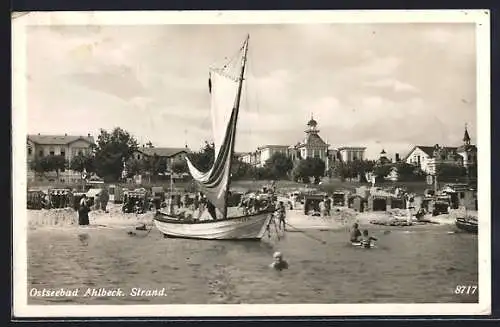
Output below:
[360,230,378,248]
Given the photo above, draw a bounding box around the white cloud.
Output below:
[364,78,420,93]
[23,23,477,156]
[425,28,454,44]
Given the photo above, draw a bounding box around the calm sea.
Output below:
[27,223,478,304]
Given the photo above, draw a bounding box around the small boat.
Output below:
[351,241,376,249]
[154,35,273,240]
[455,217,478,234]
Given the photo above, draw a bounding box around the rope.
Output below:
[284,222,327,244]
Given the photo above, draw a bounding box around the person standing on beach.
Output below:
[324,196,331,216]
[100,188,109,213]
[276,201,286,231]
[78,194,90,226]
[319,199,327,217]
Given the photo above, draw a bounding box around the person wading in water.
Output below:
[269,251,289,271]
[78,194,90,226]
[350,223,362,242]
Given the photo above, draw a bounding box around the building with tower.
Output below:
[240,115,367,172]
[403,125,477,175]
[288,115,329,162]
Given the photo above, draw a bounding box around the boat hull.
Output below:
[154,211,273,240]
[455,218,478,234]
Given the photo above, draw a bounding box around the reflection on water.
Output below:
[28,225,478,304]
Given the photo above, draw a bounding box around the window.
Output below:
[61,151,65,157]
[39,150,44,157]
[78,150,83,156]
[50,151,55,156]
[137,155,140,160]
[28,147,32,155]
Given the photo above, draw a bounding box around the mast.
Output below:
[223,34,250,219]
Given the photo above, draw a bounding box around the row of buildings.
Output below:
[26,134,188,183]
[26,117,477,183]
[239,116,367,169]
[239,116,477,176]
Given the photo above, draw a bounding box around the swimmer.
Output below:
[360,230,378,248]
[269,251,289,271]
[350,223,362,242]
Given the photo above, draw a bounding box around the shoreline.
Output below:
[27,202,474,233]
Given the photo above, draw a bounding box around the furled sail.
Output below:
[185,39,248,219]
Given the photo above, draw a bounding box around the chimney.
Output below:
[64,133,67,136]
[37,133,40,135]
[395,153,400,162]
[87,133,91,137]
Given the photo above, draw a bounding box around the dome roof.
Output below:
[307,114,317,127]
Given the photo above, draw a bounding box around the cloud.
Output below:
[424,28,454,44]
[23,23,477,159]
[364,78,420,93]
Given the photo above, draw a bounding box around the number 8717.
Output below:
[454,285,477,295]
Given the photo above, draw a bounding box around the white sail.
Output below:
[185,37,248,218]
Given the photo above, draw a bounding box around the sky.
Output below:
[25,23,477,160]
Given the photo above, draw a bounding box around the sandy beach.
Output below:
[27,201,475,234]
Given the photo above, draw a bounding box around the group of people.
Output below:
[47,190,72,209]
[349,222,377,248]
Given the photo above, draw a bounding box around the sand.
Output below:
[28,203,154,230]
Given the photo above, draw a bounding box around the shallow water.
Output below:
[27,224,478,304]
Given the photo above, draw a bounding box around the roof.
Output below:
[257,145,290,150]
[337,146,367,151]
[403,145,458,161]
[296,133,327,148]
[463,128,471,142]
[27,134,95,145]
[136,147,188,157]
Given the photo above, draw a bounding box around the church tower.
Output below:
[463,123,471,146]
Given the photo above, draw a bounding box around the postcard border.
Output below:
[12,9,492,317]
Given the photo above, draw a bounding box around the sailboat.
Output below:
[154,35,274,240]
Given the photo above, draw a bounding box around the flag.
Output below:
[208,72,212,94]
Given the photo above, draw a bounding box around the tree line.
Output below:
[29,127,477,184]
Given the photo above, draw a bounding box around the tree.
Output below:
[31,155,68,180]
[373,164,393,180]
[329,161,348,181]
[435,163,467,182]
[231,159,254,180]
[69,153,95,173]
[171,158,189,174]
[467,164,478,180]
[125,157,144,178]
[393,162,425,181]
[264,152,293,179]
[293,157,326,184]
[142,154,167,182]
[92,127,139,182]
[29,157,46,178]
[187,141,215,172]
